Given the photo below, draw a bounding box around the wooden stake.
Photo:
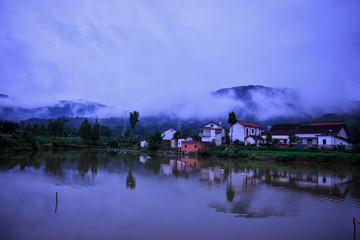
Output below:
[55,192,58,213]
[354,217,357,240]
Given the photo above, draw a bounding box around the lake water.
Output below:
[0,151,360,240]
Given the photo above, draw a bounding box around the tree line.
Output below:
[0,110,140,151]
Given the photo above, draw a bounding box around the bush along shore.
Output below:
[199,145,360,165]
[0,118,143,153]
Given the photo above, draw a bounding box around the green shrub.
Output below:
[107,139,119,148]
[353,144,360,153]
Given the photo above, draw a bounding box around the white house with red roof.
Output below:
[230,121,262,143]
[199,121,226,146]
[161,127,176,141]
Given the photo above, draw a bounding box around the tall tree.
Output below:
[288,129,299,147]
[0,120,19,134]
[228,111,237,144]
[145,131,163,151]
[228,111,237,125]
[352,122,360,145]
[129,111,139,141]
[47,117,68,137]
[79,119,92,143]
[173,128,193,139]
[266,131,273,146]
[91,119,101,144]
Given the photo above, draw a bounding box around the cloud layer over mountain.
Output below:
[1,85,359,122]
[1,0,360,113]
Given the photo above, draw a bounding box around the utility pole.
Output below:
[122,110,129,137]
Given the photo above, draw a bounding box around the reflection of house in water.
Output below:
[266,171,352,199]
[160,158,204,176]
[200,167,225,185]
[139,155,151,164]
[160,164,173,176]
[208,168,353,218]
[178,158,203,169]
[228,169,262,192]
[200,168,262,189]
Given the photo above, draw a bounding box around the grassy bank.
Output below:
[199,146,360,164]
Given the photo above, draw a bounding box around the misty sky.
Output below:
[1,0,360,116]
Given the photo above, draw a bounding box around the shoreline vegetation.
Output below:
[1,117,360,165]
[1,140,360,165]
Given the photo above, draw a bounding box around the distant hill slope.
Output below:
[1,86,359,134]
[0,99,105,121]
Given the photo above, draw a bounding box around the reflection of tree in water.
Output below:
[13,153,44,171]
[209,193,297,218]
[77,153,99,177]
[77,158,90,177]
[126,169,136,190]
[90,158,98,177]
[45,157,64,176]
[144,158,161,174]
[126,159,136,190]
[226,169,234,202]
[226,186,235,202]
[172,162,180,177]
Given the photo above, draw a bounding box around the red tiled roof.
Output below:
[237,121,261,128]
[310,121,344,126]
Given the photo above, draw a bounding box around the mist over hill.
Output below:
[1,85,359,127]
[0,99,105,121]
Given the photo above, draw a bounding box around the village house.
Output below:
[161,127,176,141]
[267,121,352,149]
[199,121,226,146]
[296,121,352,149]
[171,136,193,149]
[181,141,207,152]
[229,121,262,143]
[140,140,148,148]
[268,124,299,146]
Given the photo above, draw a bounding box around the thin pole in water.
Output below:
[354,217,357,240]
[55,192,58,213]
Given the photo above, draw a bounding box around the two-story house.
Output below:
[229,121,262,143]
[199,122,226,146]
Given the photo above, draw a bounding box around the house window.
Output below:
[251,129,254,134]
[194,145,197,148]
[185,145,187,148]
[323,139,326,145]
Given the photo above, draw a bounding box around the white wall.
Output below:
[337,127,348,139]
[245,137,255,145]
[231,123,261,142]
[140,140,148,148]
[162,129,175,141]
[231,123,245,142]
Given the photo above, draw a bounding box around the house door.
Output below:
[307,139,312,147]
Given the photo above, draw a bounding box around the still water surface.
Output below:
[0,151,360,240]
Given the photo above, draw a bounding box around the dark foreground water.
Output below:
[1,151,360,240]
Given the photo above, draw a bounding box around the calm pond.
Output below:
[0,151,360,240]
